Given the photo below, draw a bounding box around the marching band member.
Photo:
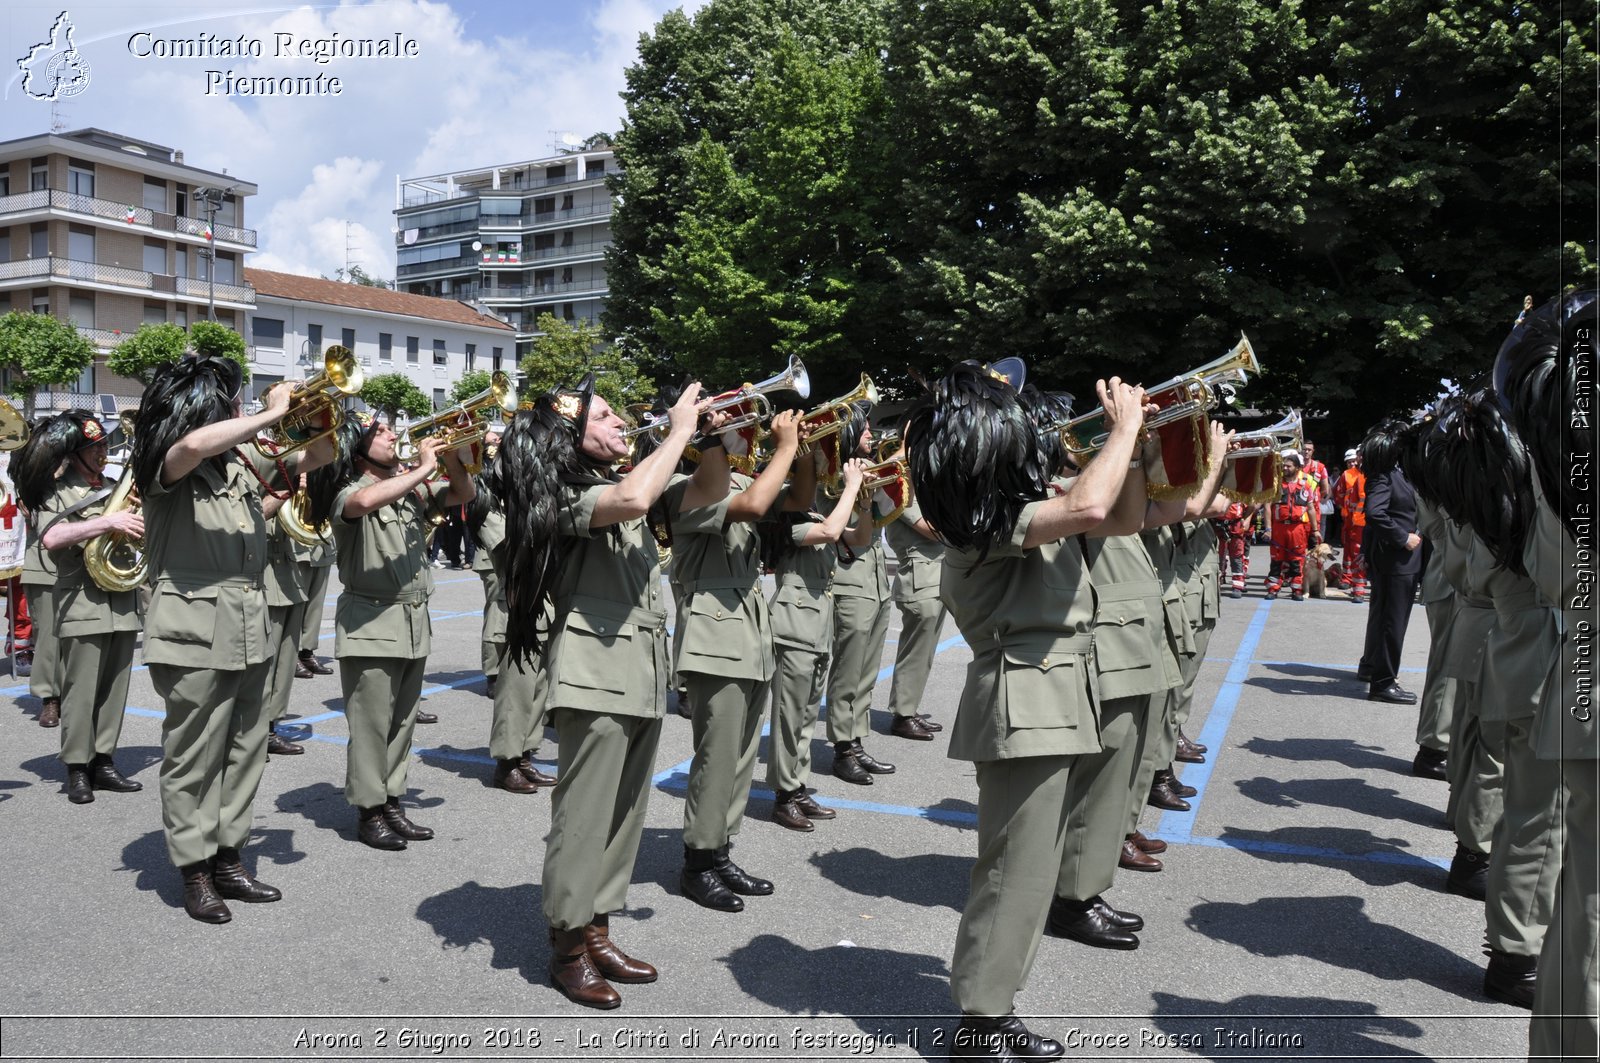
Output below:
[306,416,473,851]
[906,361,1146,1061]
[15,412,143,803]
[824,407,897,783]
[293,534,335,679]
[762,458,871,831]
[14,418,64,726]
[671,407,813,911]
[883,440,948,740]
[132,355,331,923]
[498,375,707,1009]
[263,481,311,757]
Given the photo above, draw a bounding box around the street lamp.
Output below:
[192,185,235,321]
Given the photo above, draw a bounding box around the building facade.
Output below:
[245,268,515,415]
[393,145,613,358]
[0,128,256,411]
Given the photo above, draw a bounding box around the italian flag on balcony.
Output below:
[124,206,138,224]
[203,225,214,242]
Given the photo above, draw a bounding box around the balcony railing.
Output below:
[399,167,617,209]
[477,241,612,268]
[480,281,609,301]
[478,202,613,231]
[0,189,257,247]
[0,257,255,304]
[395,253,481,279]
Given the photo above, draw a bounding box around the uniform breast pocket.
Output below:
[770,593,824,644]
[146,583,220,644]
[680,588,745,661]
[1092,609,1151,673]
[550,612,633,694]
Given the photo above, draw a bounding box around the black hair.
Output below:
[304,418,364,527]
[130,355,241,494]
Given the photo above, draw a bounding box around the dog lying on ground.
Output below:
[1306,542,1343,598]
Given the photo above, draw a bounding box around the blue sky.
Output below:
[2,1,700,277]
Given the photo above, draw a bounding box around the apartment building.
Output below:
[245,268,515,414]
[0,128,256,411]
[393,144,613,358]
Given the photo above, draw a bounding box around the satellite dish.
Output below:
[560,132,583,147]
[471,240,483,252]
[403,229,419,245]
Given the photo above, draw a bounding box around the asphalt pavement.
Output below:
[0,545,1534,1061]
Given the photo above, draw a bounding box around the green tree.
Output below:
[519,314,653,408]
[107,322,190,385]
[330,264,393,289]
[188,321,251,382]
[0,311,97,416]
[449,369,493,405]
[361,372,431,424]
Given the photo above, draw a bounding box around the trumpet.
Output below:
[277,487,329,547]
[255,345,364,457]
[83,414,146,593]
[1221,410,1300,504]
[796,373,877,451]
[396,370,517,474]
[1051,335,1260,456]
[1227,410,1303,459]
[622,356,811,445]
[0,397,30,451]
[849,457,911,528]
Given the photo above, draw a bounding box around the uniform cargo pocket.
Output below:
[679,588,746,661]
[550,611,633,694]
[1000,636,1087,728]
[145,583,220,644]
[1092,610,1151,673]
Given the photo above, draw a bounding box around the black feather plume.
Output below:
[304,418,363,527]
[130,356,238,494]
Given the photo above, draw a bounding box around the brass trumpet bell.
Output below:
[255,345,364,457]
[622,355,811,446]
[1227,410,1303,460]
[0,397,29,452]
[396,370,517,474]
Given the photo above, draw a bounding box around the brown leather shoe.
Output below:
[584,917,657,983]
[357,807,407,850]
[293,658,315,679]
[382,797,433,840]
[1128,831,1167,855]
[794,790,836,820]
[38,697,60,728]
[1175,732,1206,763]
[1168,768,1198,799]
[519,751,557,788]
[180,862,232,924]
[916,713,943,732]
[1179,728,1207,754]
[266,731,304,756]
[413,709,438,725]
[549,927,621,1009]
[771,790,815,832]
[298,650,333,676]
[494,759,539,794]
[889,714,935,741]
[1147,770,1192,811]
[1119,839,1164,872]
[212,847,282,902]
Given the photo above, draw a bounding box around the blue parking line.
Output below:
[1159,597,1274,840]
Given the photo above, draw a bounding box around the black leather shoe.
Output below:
[948,1013,1065,1060]
[1412,746,1448,780]
[917,713,944,732]
[771,790,814,832]
[681,848,743,912]
[713,845,774,895]
[66,764,94,804]
[382,798,433,840]
[832,745,873,786]
[1091,895,1144,932]
[1446,845,1490,901]
[1166,767,1198,799]
[293,658,315,679]
[494,758,540,794]
[1368,683,1418,705]
[853,740,896,774]
[266,731,304,756]
[180,862,231,924]
[1483,951,1536,1009]
[890,714,935,741]
[1047,897,1140,950]
[413,709,439,724]
[519,751,558,788]
[794,790,836,820]
[1175,732,1206,763]
[90,753,142,792]
[298,650,333,676]
[212,847,282,902]
[1180,730,1207,754]
[1147,772,1191,812]
[357,807,407,850]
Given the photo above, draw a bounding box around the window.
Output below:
[465,343,476,371]
[30,224,47,259]
[341,327,355,351]
[0,174,9,197]
[379,333,393,361]
[307,323,323,352]
[143,240,166,275]
[30,161,47,191]
[31,291,49,315]
[561,194,573,211]
[213,252,236,285]
[585,159,606,176]
[432,388,446,410]
[174,308,188,328]
[561,267,573,284]
[252,317,285,350]
[492,347,503,372]
[562,303,575,321]
[560,231,574,247]
[143,302,166,325]
[70,294,95,328]
[67,162,94,198]
[68,226,94,263]
[66,362,94,394]
[533,197,555,216]
[143,178,166,212]
[175,247,188,278]
[0,234,9,260]
[406,336,419,364]
[545,165,567,180]
[216,195,238,227]
[432,339,447,366]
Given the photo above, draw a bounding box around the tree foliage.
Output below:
[361,372,431,423]
[0,311,97,415]
[450,369,494,406]
[519,314,653,409]
[107,322,189,385]
[188,321,251,381]
[329,265,392,289]
[609,0,1597,440]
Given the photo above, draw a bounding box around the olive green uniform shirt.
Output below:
[770,521,837,653]
[1083,532,1180,700]
[330,472,448,659]
[885,497,944,604]
[667,472,779,682]
[40,468,141,636]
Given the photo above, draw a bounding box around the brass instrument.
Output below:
[622,356,812,446]
[1050,335,1260,457]
[797,373,877,451]
[0,398,30,451]
[396,370,517,474]
[254,345,364,457]
[854,457,910,529]
[277,488,329,547]
[1227,410,1303,459]
[873,429,902,464]
[1222,410,1301,504]
[83,471,146,593]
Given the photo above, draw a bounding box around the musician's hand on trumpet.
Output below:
[261,380,294,422]
[766,409,803,453]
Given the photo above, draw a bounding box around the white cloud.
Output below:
[1,1,706,281]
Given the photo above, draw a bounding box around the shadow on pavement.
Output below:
[1210,824,1442,887]
[808,847,968,910]
[117,828,181,907]
[1185,895,1482,1001]
[1148,992,1428,1058]
[415,879,542,980]
[1233,774,1445,830]
[1239,736,1411,775]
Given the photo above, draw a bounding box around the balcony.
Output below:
[398,166,616,209]
[478,202,614,232]
[0,189,257,248]
[479,280,609,303]
[0,257,255,307]
[477,240,612,268]
[394,253,481,279]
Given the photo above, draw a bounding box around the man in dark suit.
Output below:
[1358,424,1424,704]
